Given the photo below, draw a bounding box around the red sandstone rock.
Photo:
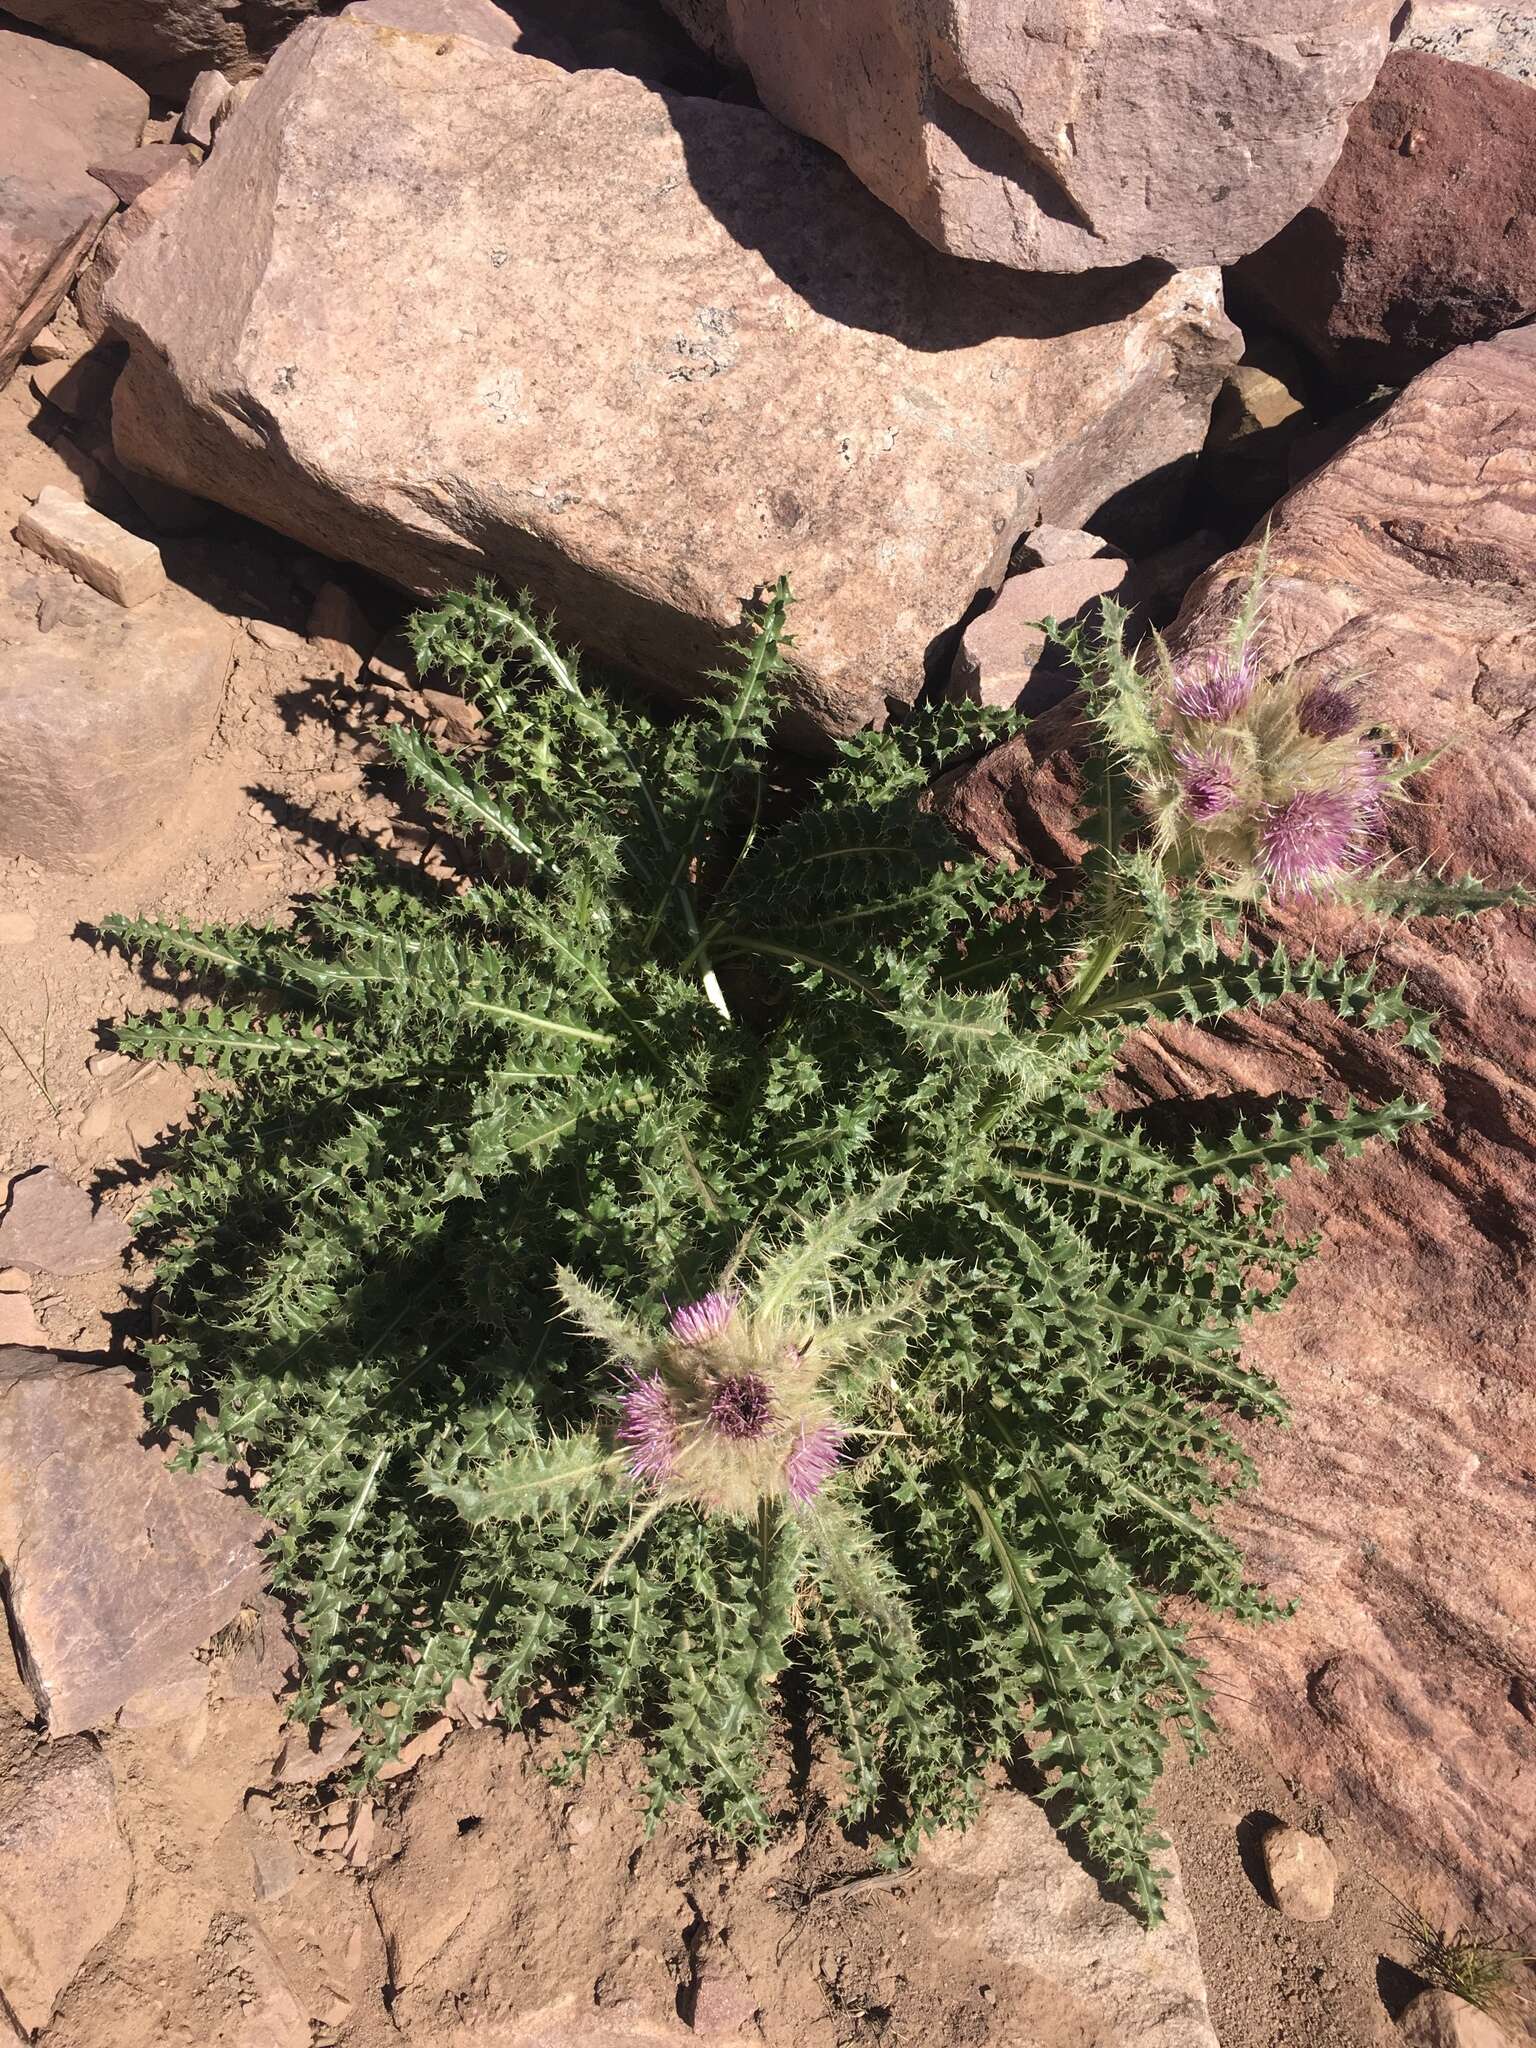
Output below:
[1231,52,1536,392]
[932,328,1536,1940]
[660,0,1395,274]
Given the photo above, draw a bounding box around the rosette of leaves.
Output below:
[104,577,1507,1919]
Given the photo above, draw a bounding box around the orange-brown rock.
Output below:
[934,328,1536,1938]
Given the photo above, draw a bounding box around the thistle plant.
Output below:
[103,574,1509,1921]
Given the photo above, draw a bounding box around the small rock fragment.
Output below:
[87,141,200,205]
[1397,1987,1511,2048]
[306,581,374,683]
[1015,523,1117,570]
[688,1958,759,2036]
[180,67,233,148]
[949,557,1128,713]
[1260,1823,1338,1920]
[23,305,85,365]
[0,1739,132,2036]
[247,617,305,653]
[16,486,164,609]
[376,1714,452,1781]
[0,911,36,944]
[342,1799,375,1868]
[272,1709,361,1787]
[0,1269,28,1291]
[366,627,415,690]
[0,1166,130,1276]
[0,1294,45,1348]
[243,1807,307,1903]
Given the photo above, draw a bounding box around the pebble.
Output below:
[1260,1823,1338,1921]
[0,911,36,945]
[0,1269,29,1292]
[86,1051,128,1079]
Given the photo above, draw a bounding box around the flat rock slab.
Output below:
[18,486,165,608]
[0,1737,131,2035]
[106,18,1236,749]
[0,1166,130,1276]
[661,0,1396,273]
[0,553,234,868]
[0,29,146,386]
[0,1349,266,1736]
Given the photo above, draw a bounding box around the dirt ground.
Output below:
[1,368,1527,2048]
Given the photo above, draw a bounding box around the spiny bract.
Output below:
[105,577,1505,1921]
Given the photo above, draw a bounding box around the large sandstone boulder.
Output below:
[0,1350,267,1734]
[936,328,1536,1938]
[1,0,321,96]
[1230,52,1536,393]
[0,30,147,387]
[104,18,1238,750]
[659,1,1396,274]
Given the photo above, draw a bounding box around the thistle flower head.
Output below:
[708,1371,774,1441]
[1173,742,1239,821]
[1297,682,1361,741]
[784,1420,846,1505]
[1171,648,1257,724]
[617,1370,678,1483]
[668,1290,738,1345]
[1259,785,1372,897]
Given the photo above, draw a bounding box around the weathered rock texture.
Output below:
[0,554,233,868]
[659,0,1396,274]
[1397,1988,1514,2048]
[0,29,146,387]
[0,1739,131,2035]
[1,0,321,96]
[937,329,1536,1939]
[0,1166,130,1276]
[0,1349,266,1734]
[923,1796,1218,2048]
[1231,52,1536,392]
[105,19,1237,749]
[1398,1,1536,83]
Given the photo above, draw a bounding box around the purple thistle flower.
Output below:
[667,1291,738,1346]
[1297,682,1360,741]
[1173,742,1239,821]
[617,1372,678,1483]
[1171,648,1257,723]
[708,1371,774,1442]
[784,1420,845,1505]
[1258,786,1369,897]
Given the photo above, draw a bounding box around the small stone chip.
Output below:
[0,1166,131,1276]
[17,487,165,609]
